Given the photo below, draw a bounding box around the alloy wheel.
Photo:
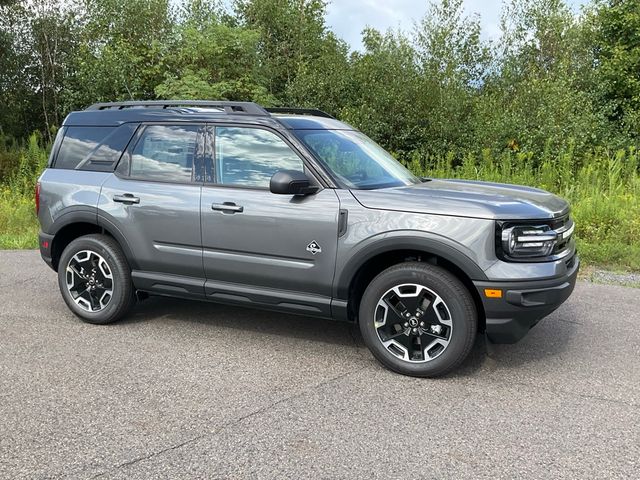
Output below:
[374,283,453,363]
[65,250,114,312]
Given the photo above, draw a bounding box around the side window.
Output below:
[48,127,66,167]
[130,125,199,182]
[215,127,303,188]
[55,127,115,170]
[77,123,137,172]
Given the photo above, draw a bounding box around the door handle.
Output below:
[113,194,140,204]
[211,202,243,213]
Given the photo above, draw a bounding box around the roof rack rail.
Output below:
[266,107,335,119]
[85,100,270,116]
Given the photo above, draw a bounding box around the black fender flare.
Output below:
[333,234,488,300]
[48,208,138,270]
[48,207,98,235]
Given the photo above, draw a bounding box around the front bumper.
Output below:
[473,255,580,343]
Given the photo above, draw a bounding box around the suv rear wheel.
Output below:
[359,262,477,377]
[57,234,135,324]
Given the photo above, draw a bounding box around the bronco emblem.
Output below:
[306,240,322,255]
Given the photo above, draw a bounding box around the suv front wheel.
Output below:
[359,262,477,377]
[57,234,136,324]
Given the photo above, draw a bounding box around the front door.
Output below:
[200,125,340,316]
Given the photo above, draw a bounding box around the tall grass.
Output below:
[0,135,639,270]
[0,133,48,249]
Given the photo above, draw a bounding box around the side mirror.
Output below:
[270,170,319,196]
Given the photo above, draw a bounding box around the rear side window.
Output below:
[129,125,199,182]
[47,127,66,167]
[55,127,114,170]
[54,125,136,171]
[77,124,137,171]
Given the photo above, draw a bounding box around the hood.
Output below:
[350,179,569,220]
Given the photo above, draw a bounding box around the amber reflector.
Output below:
[484,289,503,298]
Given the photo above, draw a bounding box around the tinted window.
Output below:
[48,127,66,167]
[130,125,199,182]
[215,127,303,187]
[55,127,114,170]
[77,124,137,172]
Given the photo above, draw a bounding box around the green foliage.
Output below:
[1,0,640,269]
[234,0,331,98]
[155,16,275,103]
[69,0,174,105]
[0,133,48,249]
[340,29,426,155]
[1,0,639,156]
[591,0,640,138]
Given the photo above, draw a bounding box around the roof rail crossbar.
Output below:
[266,107,335,119]
[86,100,270,116]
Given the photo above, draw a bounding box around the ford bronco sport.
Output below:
[37,100,579,377]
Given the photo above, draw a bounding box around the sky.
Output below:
[325,0,590,51]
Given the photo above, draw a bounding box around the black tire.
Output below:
[359,262,477,377]
[57,234,135,324]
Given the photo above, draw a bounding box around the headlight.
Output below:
[499,224,558,259]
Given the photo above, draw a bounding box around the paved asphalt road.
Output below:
[0,250,638,479]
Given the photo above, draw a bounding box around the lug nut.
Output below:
[403,322,409,328]
[420,321,425,327]
[416,312,421,318]
[412,328,418,334]
[405,312,411,318]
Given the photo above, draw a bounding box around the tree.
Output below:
[234,0,331,100]
[69,0,174,106]
[591,0,640,139]
[414,0,490,153]
[342,29,425,156]
[0,0,78,141]
[475,0,605,154]
[156,15,275,103]
[284,31,351,115]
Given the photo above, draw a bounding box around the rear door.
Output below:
[99,123,206,296]
[200,125,340,316]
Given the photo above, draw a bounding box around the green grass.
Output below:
[0,133,47,249]
[1,135,639,272]
[0,187,39,249]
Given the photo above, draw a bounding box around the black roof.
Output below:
[63,100,354,130]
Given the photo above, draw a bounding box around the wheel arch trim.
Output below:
[334,234,488,300]
[48,207,98,235]
[47,210,138,271]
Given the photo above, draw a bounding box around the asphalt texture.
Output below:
[0,250,638,479]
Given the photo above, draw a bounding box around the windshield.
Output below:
[294,130,420,189]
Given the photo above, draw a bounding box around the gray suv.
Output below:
[37,100,579,377]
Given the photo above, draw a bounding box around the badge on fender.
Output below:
[306,240,322,255]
